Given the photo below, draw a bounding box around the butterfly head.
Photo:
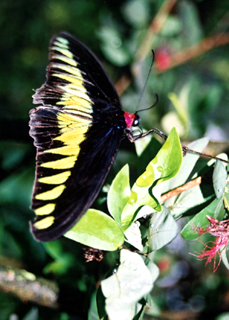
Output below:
[124,112,140,129]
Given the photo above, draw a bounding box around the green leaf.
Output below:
[160,16,182,37]
[215,312,229,320]
[148,206,178,251]
[0,168,33,207]
[121,128,182,230]
[133,300,147,320]
[108,164,131,226]
[101,43,130,67]
[64,209,124,251]
[43,241,63,260]
[122,0,150,28]
[221,249,229,272]
[42,241,74,275]
[134,132,152,157]
[96,286,107,320]
[88,291,101,320]
[213,157,228,198]
[0,142,29,170]
[180,1,203,46]
[98,27,130,66]
[224,180,229,210]
[170,182,214,220]
[121,185,159,232]
[22,308,38,320]
[146,259,160,283]
[181,197,225,241]
[136,127,182,187]
[101,249,155,320]
[158,137,210,217]
[136,137,162,173]
[166,137,209,193]
[168,92,188,129]
[124,221,143,251]
[43,257,73,275]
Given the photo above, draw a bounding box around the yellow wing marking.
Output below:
[44,145,80,156]
[57,113,91,129]
[47,145,80,156]
[42,111,92,164]
[54,36,68,46]
[55,113,89,141]
[51,37,94,115]
[59,107,93,119]
[52,64,84,78]
[38,171,71,184]
[52,54,77,67]
[57,93,92,113]
[41,113,90,167]
[57,97,92,112]
[57,85,91,102]
[52,47,73,59]
[41,156,77,169]
[58,107,93,121]
[35,185,66,201]
[33,216,55,230]
[35,203,56,215]
[55,126,88,142]
[53,73,85,90]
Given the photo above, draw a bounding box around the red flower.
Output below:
[191,216,229,272]
[155,49,171,71]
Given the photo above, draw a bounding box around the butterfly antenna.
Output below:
[135,50,155,112]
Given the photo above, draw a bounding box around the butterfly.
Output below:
[29,32,146,241]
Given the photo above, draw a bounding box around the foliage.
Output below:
[65,128,182,252]
[0,0,229,319]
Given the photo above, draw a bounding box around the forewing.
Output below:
[29,33,125,241]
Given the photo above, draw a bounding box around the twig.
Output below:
[115,75,132,97]
[0,265,59,308]
[160,310,199,320]
[156,33,229,74]
[160,177,202,203]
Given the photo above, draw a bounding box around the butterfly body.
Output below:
[30,32,131,241]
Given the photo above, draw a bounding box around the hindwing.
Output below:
[30,32,126,241]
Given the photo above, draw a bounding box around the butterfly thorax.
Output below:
[92,99,126,132]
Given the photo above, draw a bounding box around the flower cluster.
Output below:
[192,216,229,272]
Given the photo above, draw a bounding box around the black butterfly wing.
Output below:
[29,32,126,241]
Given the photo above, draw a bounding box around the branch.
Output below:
[116,0,177,95]
[0,265,59,308]
[160,177,202,203]
[156,33,229,74]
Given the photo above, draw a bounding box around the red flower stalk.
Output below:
[192,216,229,272]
